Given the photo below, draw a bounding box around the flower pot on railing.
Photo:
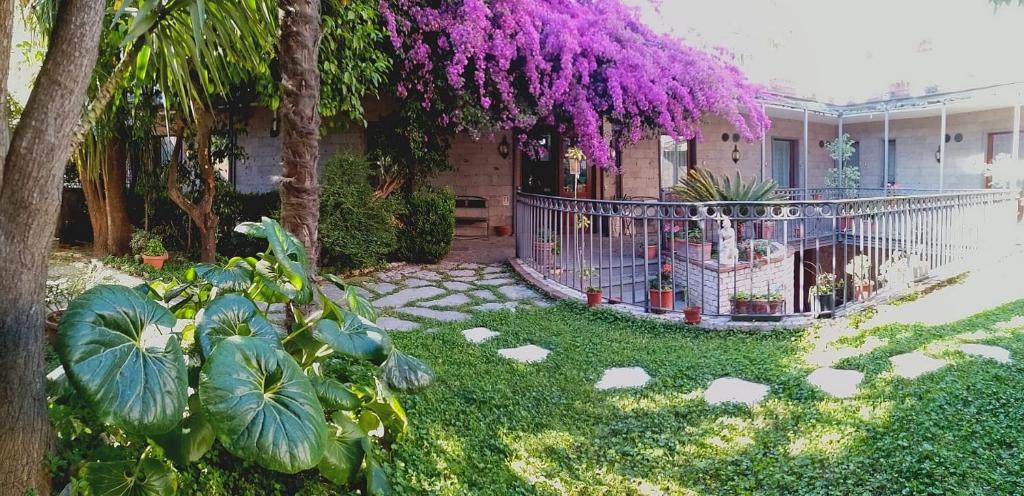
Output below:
[731,294,751,315]
[768,298,784,315]
[751,297,770,315]
[684,306,702,324]
[648,289,673,313]
[642,244,658,260]
[817,293,835,318]
[586,288,602,308]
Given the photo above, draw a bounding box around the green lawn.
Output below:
[377,300,1024,495]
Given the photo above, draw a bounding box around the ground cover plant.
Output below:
[372,299,1024,495]
[49,218,432,495]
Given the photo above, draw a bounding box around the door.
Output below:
[771,139,797,188]
[520,130,559,194]
[559,143,593,198]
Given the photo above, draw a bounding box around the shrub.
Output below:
[319,153,401,271]
[143,237,166,256]
[130,229,160,256]
[395,187,455,263]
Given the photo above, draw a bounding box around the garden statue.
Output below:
[719,218,739,265]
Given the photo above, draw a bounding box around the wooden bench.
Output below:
[455,196,490,238]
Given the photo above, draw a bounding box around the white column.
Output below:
[1013,104,1021,160]
[761,104,767,181]
[803,108,809,192]
[939,104,947,192]
[883,109,890,187]
[837,114,844,172]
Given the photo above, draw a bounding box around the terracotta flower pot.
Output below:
[142,253,168,270]
[44,310,63,347]
[494,225,511,237]
[586,290,602,308]
[683,306,702,324]
[732,299,751,315]
[768,300,783,314]
[751,299,770,314]
[645,244,658,260]
[649,289,673,313]
[673,240,712,260]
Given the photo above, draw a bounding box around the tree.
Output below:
[279,0,324,272]
[380,0,770,167]
[0,0,106,492]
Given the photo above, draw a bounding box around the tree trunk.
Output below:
[279,0,322,273]
[0,0,104,493]
[102,140,131,255]
[80,166,110,255]
[167,108,219,263]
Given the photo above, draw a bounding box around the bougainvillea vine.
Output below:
[380,0,770,169]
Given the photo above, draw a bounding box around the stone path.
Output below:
[595,367,651,390]
[350,262,551,331]
[807,367,864,398]
[704,377,770,406]
[498,345,551,363]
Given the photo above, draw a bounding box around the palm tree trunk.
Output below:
[80,165,110,255]
[102,139,131,255]
[0,0,104,493]
[279,0,322,273]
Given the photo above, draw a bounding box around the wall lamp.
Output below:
[935,146,941,164]
[731,144,741,164]
[498,136,511,159]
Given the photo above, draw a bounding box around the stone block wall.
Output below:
[430,132,515,231]
[673,253,794,315]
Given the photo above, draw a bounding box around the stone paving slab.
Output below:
[497,284,541,301]
[374,286,446,308]
[376,316,420,332]
[448,269,476,278]
[365,282,398,295]
[474,302,518,312]
[419,294,472,308]
[413,270,443,281]
[960,344,1012,363]
[443,281,474,291]
[470,289,498,301]
[704,378,770,406]
[498,345,550,363]
[482,266,505,274]
[403,278,433,287]
[889,352,948,379]
[462,327,499,343]
[807,367,864,398]
[595,367,651,390]
[477,278,514,286]
[396,307,471,322]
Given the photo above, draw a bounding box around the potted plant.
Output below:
[731,291,752,315]
[767,290,785,314]
[750,293,770,314]
[648,272,674,313]
[585,286,602,308]
[845,254,875,300]
[580,265,601,308]
[680,226,712,260]
[814,271,839,317]
[141,237,169,269]
[739,239,772,263]
[535,230,560,266]
[683,305,701,324]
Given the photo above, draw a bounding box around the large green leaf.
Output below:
[82,457,178,496]
[364,445,392,496]
[199,336,328,473]
[150,395,216,466]
[380,349,434,392]
[317,413,366,485]
[311,376,361,411]
[58,285,186,434]
[313,314,392,362]
[194,259,254,292]
[254,259,313,305]
[323,273,378,322]
[194,294,280,358]
[366,383,408,441]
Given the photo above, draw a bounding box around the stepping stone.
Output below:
[376,316,420,332]
[448,269,476,278]
[477,278,514,286]
[403,278,432,287]
[443,281,474,291]
[498,284,541,301]
[470,289,498,301]
[474,302,518,312]
[889,352,948,379]
[419,294,472,308]
[960,344,1012,363]
[995,316,1024,330]
[482,266,505,274]
[396,307,471,322]
[453,276,478,283]
[595,367,651,390]
[365,282,398,295]
[704,378,770,406]
[462,327,499,343]
[374,286,446,308]
[807,367,864,398]
[498,345,550,363]
[413,270,443,281]
[460,263,481,270]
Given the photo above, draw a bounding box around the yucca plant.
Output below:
[672,169,784,202]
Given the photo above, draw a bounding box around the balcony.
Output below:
[513,188,1020,325]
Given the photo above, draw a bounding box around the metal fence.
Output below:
[515,188,1020,320]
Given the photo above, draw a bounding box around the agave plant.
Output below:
[54,218,431,495]
[672,169,784,202]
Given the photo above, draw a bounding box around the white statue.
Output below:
[719,218,739,265]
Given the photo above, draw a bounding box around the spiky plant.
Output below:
[672,169,783,202]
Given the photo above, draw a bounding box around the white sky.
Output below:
[625,0,1024,103]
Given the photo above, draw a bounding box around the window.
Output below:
[885,139,896,185]
[771,138,797,188]
[986,131,1024,164]
[659,136,693,188]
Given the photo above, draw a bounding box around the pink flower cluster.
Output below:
[380,0,770,169]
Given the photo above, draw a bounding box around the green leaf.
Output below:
[234,221,266,238]
[313,314,392,362]
[199,336,328,473]
[194,294,280,357]
[310,376,361,411]
[83,457,178,496]
[123,0,161,46]
[364,446,392,496]
[134,44,152,81]
[317,414,366,485]
[380,349,434,392]
[58,285,186,434]
[365,383,408,440]
[194,261,253,292]
[150,396,216,466]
